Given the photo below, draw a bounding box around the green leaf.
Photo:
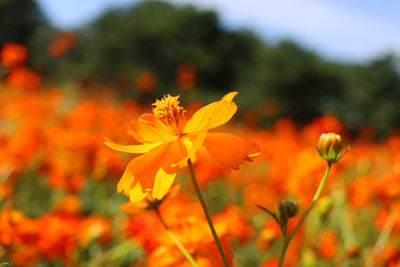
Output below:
[327,145,336,160]
[255,204,279,224]
[314,145,322,157]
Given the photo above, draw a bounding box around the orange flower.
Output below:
[78,216,111,246]
[105,92,260,202]
[177,62,196,90]
[47,31,77,58]
[5,66,41,90]
[136,71,155,93]
[315,230,338,259]
[0,42,28,68]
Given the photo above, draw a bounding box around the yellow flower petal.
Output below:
[222,91,239,101]
[129,183,148,202]
[183,91,238,133]
[104,138,162,154]
[151,169,176,200]
[117,167,134,194]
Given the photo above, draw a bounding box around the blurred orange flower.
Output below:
[48,31,77,58]
[5,67,41,90]
[0,209,24,246]
[315,230,338,259]
[105,92,260,202]
[0,42,28,68]
[136,71,155,93]
[78,216,111,246]
[177,62,196,90]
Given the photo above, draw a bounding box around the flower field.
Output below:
[1,43,400,267]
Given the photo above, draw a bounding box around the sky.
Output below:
[36,0,400,62]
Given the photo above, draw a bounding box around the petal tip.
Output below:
[222,91,238,102]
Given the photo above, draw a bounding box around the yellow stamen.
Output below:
[152,95,186,133]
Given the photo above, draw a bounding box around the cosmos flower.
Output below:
[105,92,260,202]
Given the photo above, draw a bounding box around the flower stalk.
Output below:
[154,206,200,267]
[277,162,332,267]
[187,158,230,267]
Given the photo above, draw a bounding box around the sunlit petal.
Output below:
[104,137,162,154]
[129,183,148,202]
[117,167,134,194]
[117,143,170,198]
[183,92,238,133]
[151,169,176,200]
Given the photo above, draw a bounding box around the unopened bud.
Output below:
[278,201,299,226]
[316,132,344,163]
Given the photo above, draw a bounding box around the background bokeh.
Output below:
[1,0,400,266]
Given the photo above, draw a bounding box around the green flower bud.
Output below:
[278,201,299,226]
[316,132,344,163]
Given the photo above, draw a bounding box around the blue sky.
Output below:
[36,0,400,62]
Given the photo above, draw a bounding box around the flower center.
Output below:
[152,95,186,133]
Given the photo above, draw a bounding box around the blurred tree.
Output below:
[258,41,341,121]
[338,55,400,134]
[35,1,261,98]
[0,0,47,47]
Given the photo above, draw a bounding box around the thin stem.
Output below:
[366,208,399,267]
[333,190,357,251]
[155,207,200,267]
[187,159,230,267]
[278,162,332,267]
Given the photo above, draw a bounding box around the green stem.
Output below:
[187,159,230,267]
[155,207,200,267]
[366,208,399,267]
[278,162,332,267]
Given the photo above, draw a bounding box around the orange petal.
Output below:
[117,142,170,199]
[197,146,228,170]
[130,113,177,143]
[171,123,209,168]
[119,139,187,202]
[160,138,187,173]
[199,132,260,170]
[183,92,238,133]
[129,143,170,186]
[120,200,149,214]
[104,137,162,154]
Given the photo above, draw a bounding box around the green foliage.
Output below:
[78,178,127,216]
[0,0,46,47]
[13,170,55,218]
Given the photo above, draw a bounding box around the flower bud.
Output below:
[278,201,299,226]
[316,132,343,163]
